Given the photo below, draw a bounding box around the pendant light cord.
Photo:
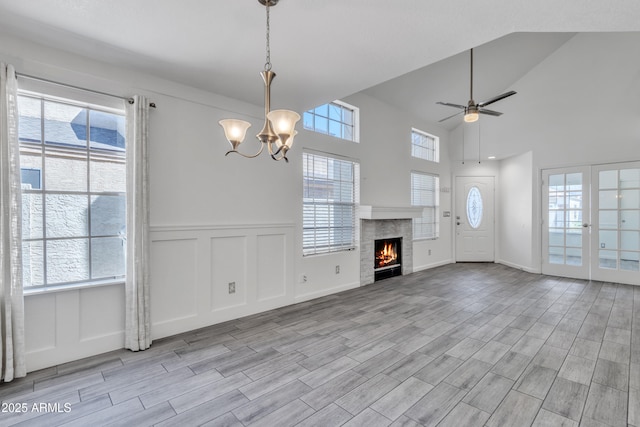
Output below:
[264,2,272,71]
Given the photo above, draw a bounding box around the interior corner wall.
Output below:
[449,32,640,276]
[497,151,536,272]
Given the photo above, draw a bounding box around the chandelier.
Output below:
[218,0,300,162]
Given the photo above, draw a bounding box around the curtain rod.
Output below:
[15,72,156,108]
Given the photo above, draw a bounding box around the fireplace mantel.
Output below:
[358,206,424,220]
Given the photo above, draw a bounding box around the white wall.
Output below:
[1,31,454,371]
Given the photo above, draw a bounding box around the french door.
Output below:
[542,162,640,285]
[542,167,590,279]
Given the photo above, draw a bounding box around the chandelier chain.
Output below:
[264,2,272,71]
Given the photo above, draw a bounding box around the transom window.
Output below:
[303,152,360,255]
[411,172,440,240]
[303,101,358,142]
[19,93,126,289]
[411,128,439,163]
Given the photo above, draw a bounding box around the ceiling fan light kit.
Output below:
[437,48,516,123]
[219,0,300,162]
[464,104,479,123]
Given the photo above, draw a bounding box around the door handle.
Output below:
[582,223,590,228]
[457,222,461,226]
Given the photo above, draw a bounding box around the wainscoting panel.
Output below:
[150,238,199,329]
[79,284,125,341]
[150,224,295,339]
[25,284,125,372]
[211,236,247,311]
[24,293,57,353]
[256,234,287,301]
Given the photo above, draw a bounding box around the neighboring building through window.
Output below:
[303,100,358,142]
[18,93,126,289]
[411,171,440,239]
[303,152,360,255]
[412,128,439,162]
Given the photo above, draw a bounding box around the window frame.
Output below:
[411,171,440,240]
[18,90,127,292]
[303,100,359,143]
[303,151,360,256]
[411,128,439,163]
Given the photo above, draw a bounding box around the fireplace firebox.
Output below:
[374,237,402,281]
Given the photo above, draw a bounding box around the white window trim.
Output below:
[303,150,360,256]
[304,100,360,143]
[18,85,127,291]
[411,171,440,240]
[411,128,439,163]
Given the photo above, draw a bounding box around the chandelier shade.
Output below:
[219,119,252,151]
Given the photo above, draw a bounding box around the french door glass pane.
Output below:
[599,230,618,250]
[620,168,640,188]
[621,211,639,229]
[599,170,618,189]
[620,189,640,209]
[599,250,617,269]
[621,230,640,251]
[566,248,582,265]
[549,246,564,264]
[621,252,639,271]
[599,190,618,209]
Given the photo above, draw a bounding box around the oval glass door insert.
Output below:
[467,186,483,229]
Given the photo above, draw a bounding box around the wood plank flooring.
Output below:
[1,263,639,426]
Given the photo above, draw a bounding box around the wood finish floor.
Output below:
[1,263,639,427]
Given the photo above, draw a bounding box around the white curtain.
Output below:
[0,63,26,381]
[125,95,151,351]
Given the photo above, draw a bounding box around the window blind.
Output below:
[411,172,440,239]
[303,152,360,255]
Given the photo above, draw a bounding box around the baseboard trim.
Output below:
[413,259,454,273]
[496,259,540,274]
[295,282,361,302]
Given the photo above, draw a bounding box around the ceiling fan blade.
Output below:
[478,108,503,117]
[477,90,517,107]
[436,101,466,109]
[438,111,464,122]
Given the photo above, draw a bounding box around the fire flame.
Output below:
[376,242,398,268]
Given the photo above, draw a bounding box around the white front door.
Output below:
[455,176,495,262]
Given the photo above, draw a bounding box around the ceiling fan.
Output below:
[437,48,516,123]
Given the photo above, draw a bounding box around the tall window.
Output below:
[19,93,126,289]
[411,128,439,162]
[411,172,440,239]
[303,152,360,255]
[303,101,358,142]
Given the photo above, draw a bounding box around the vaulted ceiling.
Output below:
[1,1,639,127]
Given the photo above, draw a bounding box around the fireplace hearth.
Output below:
[374,237,402,281]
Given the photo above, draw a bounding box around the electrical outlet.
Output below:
[300,274,308,283]
[335,265,340,274]
[228,282,236,294]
